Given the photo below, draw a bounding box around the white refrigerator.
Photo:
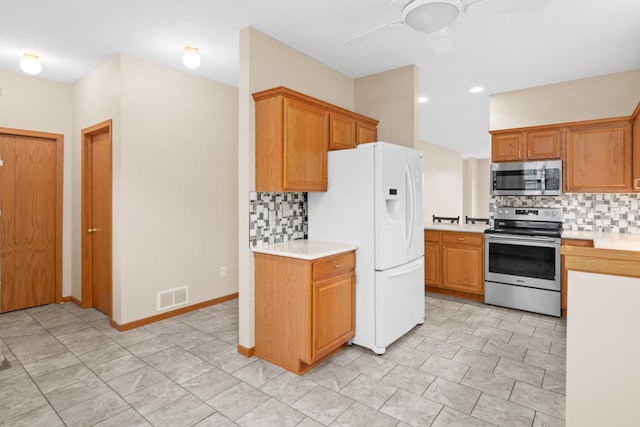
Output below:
[308,142,425,355]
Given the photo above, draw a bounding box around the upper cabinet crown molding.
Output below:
[252,86,378,192]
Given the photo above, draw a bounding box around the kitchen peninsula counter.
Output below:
[562,230,640,252]
[424,222,489,233]
[562,244,640,426]
[251,240,357,260]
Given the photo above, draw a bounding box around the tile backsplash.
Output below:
[249,192,307,247]
[493,193,640,234]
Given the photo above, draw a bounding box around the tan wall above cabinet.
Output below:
[253,86,378,192]
[491,101,640,193]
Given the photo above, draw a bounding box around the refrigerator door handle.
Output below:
[386,257,424,278]
[405,165,416,250]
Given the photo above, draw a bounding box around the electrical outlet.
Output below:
[220,266,227,277]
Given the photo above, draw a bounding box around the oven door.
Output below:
[485,233,560,291]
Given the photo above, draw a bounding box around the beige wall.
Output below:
[490,69,640,130]
[567,271,640,427]
[355,65,419,148]
[463,158,490,220]
[417,139,463,222]
[237,28,357,349]
[113,55,238,324]
[0,69,74,297]
[72,56,122,316]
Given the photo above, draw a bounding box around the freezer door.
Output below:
[375,143,425,269]
[374,257,425,354]
[407,148,424,262]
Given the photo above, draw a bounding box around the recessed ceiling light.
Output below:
[182,46,200,69]
[20,53,42,75]
[469,86,484,93]
[418,96,429,103]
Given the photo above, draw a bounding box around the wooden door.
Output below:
[82,121,113,316]
[0,129,63,312]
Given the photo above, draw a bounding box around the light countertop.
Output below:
[251,240,357,260]
[562,230,640,252]
[424,222,489,234]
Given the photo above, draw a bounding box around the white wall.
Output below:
[490,69,640,130]
[417,139,463,222]
[0,69,74,297]
[355,65,419,148]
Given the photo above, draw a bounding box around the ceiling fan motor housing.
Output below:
[402,0,461,33]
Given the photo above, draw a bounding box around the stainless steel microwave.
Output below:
[491,160,562,196]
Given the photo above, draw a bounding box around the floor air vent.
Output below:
[157,286,189,311]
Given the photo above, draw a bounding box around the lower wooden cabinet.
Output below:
[425,230,484,299]
[254,251,355,374]
[561,238,594,315]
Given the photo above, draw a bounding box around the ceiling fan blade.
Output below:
[465,0,552,15]
[428,28,453,55]
[345,21,405,45]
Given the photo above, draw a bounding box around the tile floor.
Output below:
[0,293,566,426]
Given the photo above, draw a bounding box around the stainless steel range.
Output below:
[484,207,562,317]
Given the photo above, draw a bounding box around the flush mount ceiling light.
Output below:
[418,96,429,103]
[182,46,200,69]
[470,86,485,93]
[402,0,461,34]
[20,53,42,75]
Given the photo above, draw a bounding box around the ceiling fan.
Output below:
[346,0,552,55]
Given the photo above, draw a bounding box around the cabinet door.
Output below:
[311,272,355,362]
[527,129,561,160]
[357,122,377,145]
[330,113,356,150]
[491,133,524,162]
[442,243,484,294]
[283,98,329,191]
[565,122,632,192]
[425,231,441,286]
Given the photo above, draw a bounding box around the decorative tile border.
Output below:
[492,193,640,234]
[249,192,307,247]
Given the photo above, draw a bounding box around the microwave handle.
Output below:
[541,164,546,194]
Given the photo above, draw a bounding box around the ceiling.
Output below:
[1,0,639,158]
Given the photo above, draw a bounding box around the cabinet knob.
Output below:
[458,237,465,241]
[334,264,343,268]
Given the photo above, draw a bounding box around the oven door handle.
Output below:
[485,234,559,244]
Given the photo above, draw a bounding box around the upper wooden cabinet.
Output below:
[632,102,640,191]
[491,128,562,162]
[253,87,378,192]
[357,121,378,146]
[565,118,632,193]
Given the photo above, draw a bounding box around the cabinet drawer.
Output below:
[313,252,355,281]
[425,230,440,242]
[442,232,483,246]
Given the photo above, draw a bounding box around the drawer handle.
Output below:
[458,237,464,240]
[334,264,343,268]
